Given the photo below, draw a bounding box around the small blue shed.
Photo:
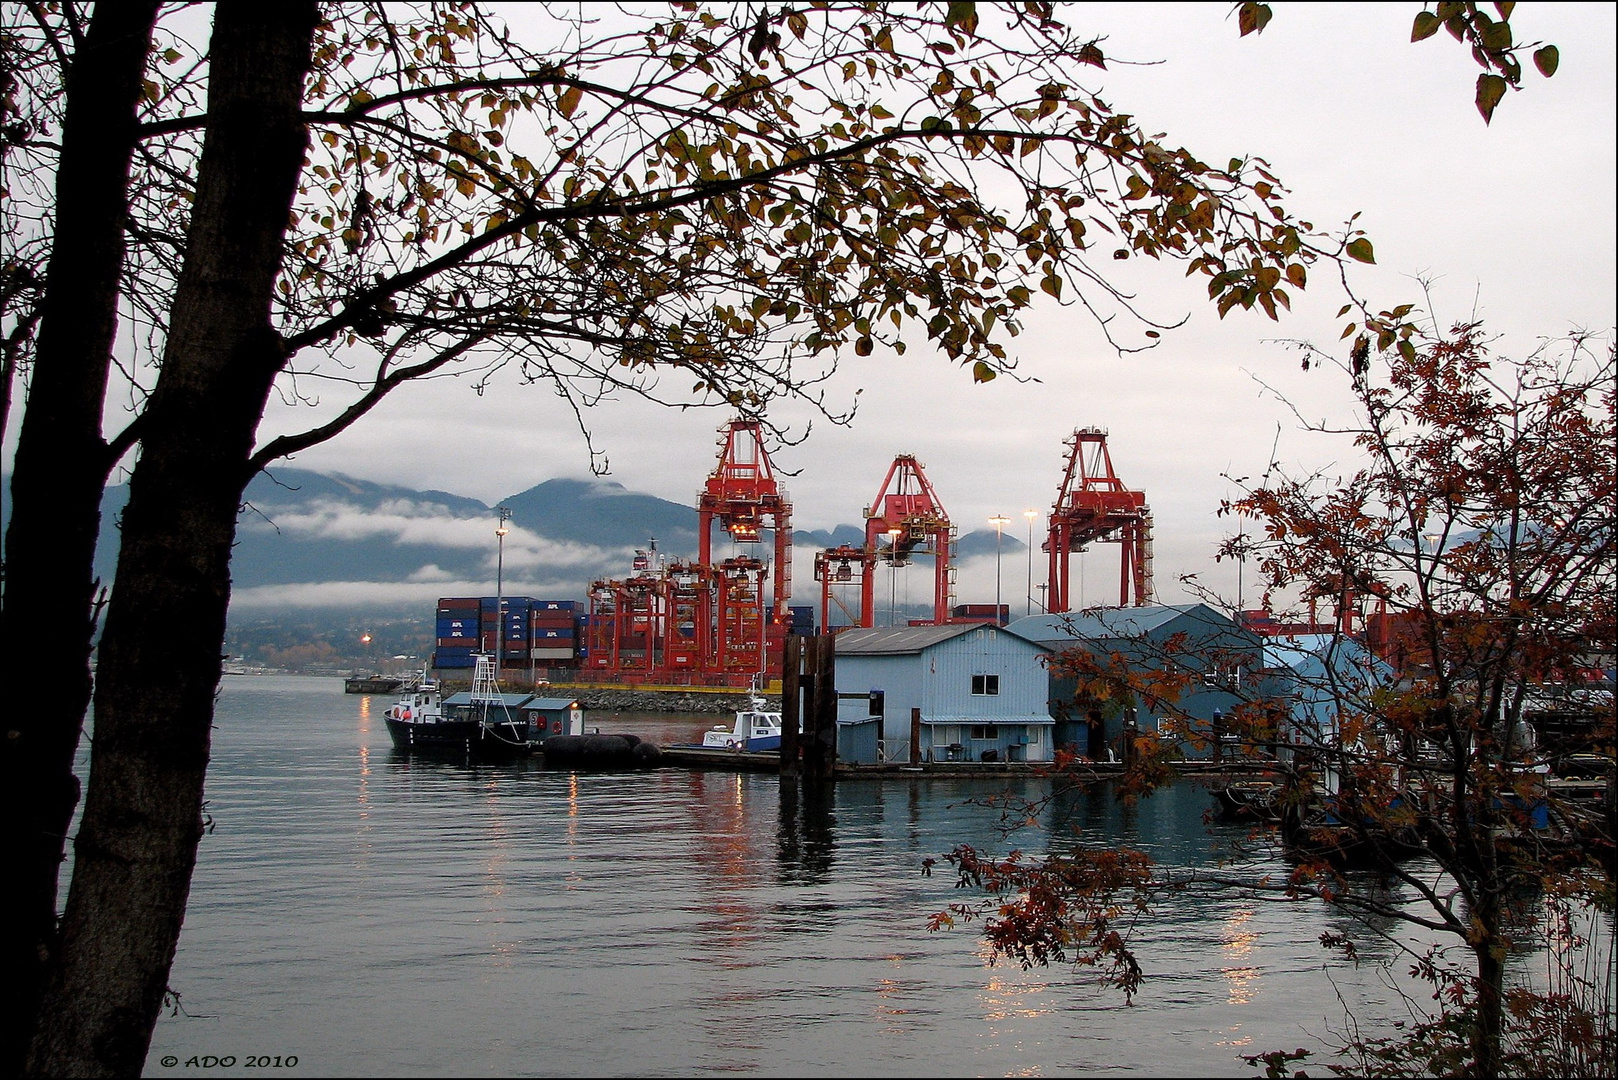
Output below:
[833,624,1054,763]
[439,692,584,737]
[1261,633,1393,752]
[1007,604,1265,760]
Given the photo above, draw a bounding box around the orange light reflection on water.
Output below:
[354,696,373,869]
[1219,907,1261,1011]
[564,773,583,889]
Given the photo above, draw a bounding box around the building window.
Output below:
[970,725,997,740]
[971,674,1000,696]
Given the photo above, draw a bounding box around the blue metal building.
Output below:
[832,624,1054,763]
[1007,604,1265,760]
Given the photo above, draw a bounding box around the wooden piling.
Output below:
[910,707,922,765]
[796,635,822,780]
[780,634,802,779]
[809,633,837,781]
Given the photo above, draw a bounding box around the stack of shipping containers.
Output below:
[951,603,1010,626]
[528,600,579,665]
[432,596,583,673]
[434,598,481,669]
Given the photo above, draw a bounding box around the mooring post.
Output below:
[1123,707,1139,769]
[869,690,885,758]
[909,707,922,765]
[809,633,838,781]
[780,634,802,778]
[798,635,820,778]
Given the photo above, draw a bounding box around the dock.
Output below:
[656,744,1278,782]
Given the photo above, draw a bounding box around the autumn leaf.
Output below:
[1346,238,1375,264]
[557,84,583,119]
[1475,73,1508,124]
[1237,2,1273,37]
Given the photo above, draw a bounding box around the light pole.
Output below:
[886,527,901,626]
[495,506,511,667]
[989,515,1010,625]
[1023,509,1038,618]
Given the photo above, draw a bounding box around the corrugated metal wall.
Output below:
[835,628,1051,723]
[921,627,1051,720]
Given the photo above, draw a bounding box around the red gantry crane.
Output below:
[860,455,955,626]
[697,419,791,673]
[813,543,872,631]
[1045,428,1154,610]
[585,419,792,685]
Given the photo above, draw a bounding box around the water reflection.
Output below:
[776,778,837,882]
[1219,908,1260,1006]
[151,684,1516,1078]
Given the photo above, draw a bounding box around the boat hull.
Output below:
[347,675,405,694]
[385,717,536,761]
[699,734,781,752]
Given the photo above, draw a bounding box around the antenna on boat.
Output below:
[471,653,501,703]
[494,506,512,670]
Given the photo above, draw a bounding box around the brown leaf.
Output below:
[557,85,583,119]
[1475,73,1507,124]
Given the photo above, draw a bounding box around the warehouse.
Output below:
[832,623,1054,764]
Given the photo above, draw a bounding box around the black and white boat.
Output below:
[383,655,539,761]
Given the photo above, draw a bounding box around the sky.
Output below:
[31,3,1618,614]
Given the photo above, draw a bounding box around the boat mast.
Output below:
[471,653,500,703]
[494,506,512,671]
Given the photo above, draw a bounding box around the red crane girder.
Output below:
[697,419,792,619]
[813,543,874,630]
[861,455,955,625]
[1045,428,1154,610]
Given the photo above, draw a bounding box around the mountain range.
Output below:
[43,468,1023,613]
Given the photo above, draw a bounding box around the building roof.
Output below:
[832,622,1041,656]
[1262,633,1394,682]
[1005,604,1244,647]
[442,691,537,709]
[525,697,581,711]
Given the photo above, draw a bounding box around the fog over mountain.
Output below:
[57,468,1026,616]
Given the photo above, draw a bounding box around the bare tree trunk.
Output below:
[0,5,159,1074]
[1472,927,1508,1078]
[24,6,317,1075]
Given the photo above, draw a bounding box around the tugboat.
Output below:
[699,675,783,752]
[383,655,538,761]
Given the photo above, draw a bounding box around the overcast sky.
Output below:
[58,4,1618,612]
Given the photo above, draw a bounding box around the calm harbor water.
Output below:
[112,675,1434,1077]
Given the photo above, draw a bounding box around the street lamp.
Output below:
[989,515,1010,625]
[495,506,512,667]
[1023,509,1038,618]
[886,527,902,626]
